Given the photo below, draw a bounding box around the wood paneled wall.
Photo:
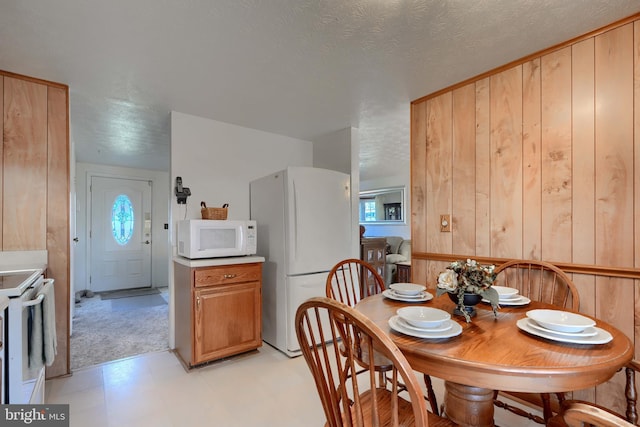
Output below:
[411,14,640,411]
[2,70,70,378]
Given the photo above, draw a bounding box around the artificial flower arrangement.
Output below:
[436,259,499,322]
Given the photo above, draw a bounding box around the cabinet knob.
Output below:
[224,274,237,279]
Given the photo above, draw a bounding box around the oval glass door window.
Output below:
[112,194,134,245]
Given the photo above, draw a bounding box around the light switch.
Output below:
[440,214,451,232]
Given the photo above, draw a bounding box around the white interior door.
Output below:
[90,176,152,292]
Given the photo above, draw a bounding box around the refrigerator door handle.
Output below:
[292,181,299,258]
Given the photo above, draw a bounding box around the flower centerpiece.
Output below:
[436,259,499,322]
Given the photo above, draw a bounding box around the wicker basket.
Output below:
[200,202,228,220]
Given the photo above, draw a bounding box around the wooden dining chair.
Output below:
[295,296,455,427]
[547,401,635,427]
[547,359,640,427]
[326,259,386,306]
[492,259,580,424]
[495,259,579,311]
[326,258,440,415]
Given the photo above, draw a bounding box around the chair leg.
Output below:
[541,393,553,422]
[625,365,637,425]
[378,370,386,389]
[493,391,546,425]
[423,374,440,415]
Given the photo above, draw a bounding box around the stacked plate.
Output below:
[484,286,531,306]
[383,283,433,302]
[388,306,462,339]
[517,309,612,344]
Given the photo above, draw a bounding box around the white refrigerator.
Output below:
[250,166,352,356]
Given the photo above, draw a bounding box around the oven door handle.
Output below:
[23,293,44,307]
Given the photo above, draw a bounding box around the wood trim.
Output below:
[0,69,69,90]
[46,86,70,378]
[412,11,640,105]
[413,252,640,280]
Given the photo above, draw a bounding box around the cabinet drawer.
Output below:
[194,263,261,287]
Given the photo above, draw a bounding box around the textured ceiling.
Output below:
[1,1,638,181]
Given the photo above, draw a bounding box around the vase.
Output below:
[447,292,483,318]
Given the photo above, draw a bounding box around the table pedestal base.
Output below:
[443,381,495,427]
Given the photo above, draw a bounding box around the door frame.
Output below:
[83,171,156,295]
[89,175,153,292]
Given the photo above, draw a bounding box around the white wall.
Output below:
[74,163,170,292]
[313,128,353,175]
[312,127,360,259]
[170,112,314,227]
[360,171,411,239]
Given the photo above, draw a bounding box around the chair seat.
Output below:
[328,388,455,427]
[356,339,394,371]
[338,341,393,371]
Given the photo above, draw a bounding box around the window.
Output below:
[363,200,376,222]
[112,194,134,245]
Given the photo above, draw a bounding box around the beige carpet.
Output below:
[70,287,169,370]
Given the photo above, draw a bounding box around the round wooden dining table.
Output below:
[355,293,633,427]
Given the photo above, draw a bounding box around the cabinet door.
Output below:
[3,77,48,250]
[193,281,261,364]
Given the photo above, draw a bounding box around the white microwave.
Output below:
[177,219,257,259]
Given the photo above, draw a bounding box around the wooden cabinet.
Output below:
[1,71,69,378]
[360,238,386,287]
[174,260,262,367]
[396,262,411,283]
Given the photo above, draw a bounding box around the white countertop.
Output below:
[173,255,265,268]
[0,250,48,271]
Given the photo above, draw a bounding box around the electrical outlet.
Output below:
[440,214,451,232]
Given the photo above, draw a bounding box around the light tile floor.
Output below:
[46,343,542,427]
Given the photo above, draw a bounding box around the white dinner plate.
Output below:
[516,318,612,344]
[389,283,426,296]
[394,316,453,333]
[482,296,531,306]
[527,319,598,338]
[389,316,462,339]
[382,289,433,302]
[526,309,596,333]
[389,290,424,299]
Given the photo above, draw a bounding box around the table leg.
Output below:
[443,381,495,427]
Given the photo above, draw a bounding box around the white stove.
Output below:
[0,269,44,297]
[0,250,49,404]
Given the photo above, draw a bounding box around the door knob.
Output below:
[145,240,150,244]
